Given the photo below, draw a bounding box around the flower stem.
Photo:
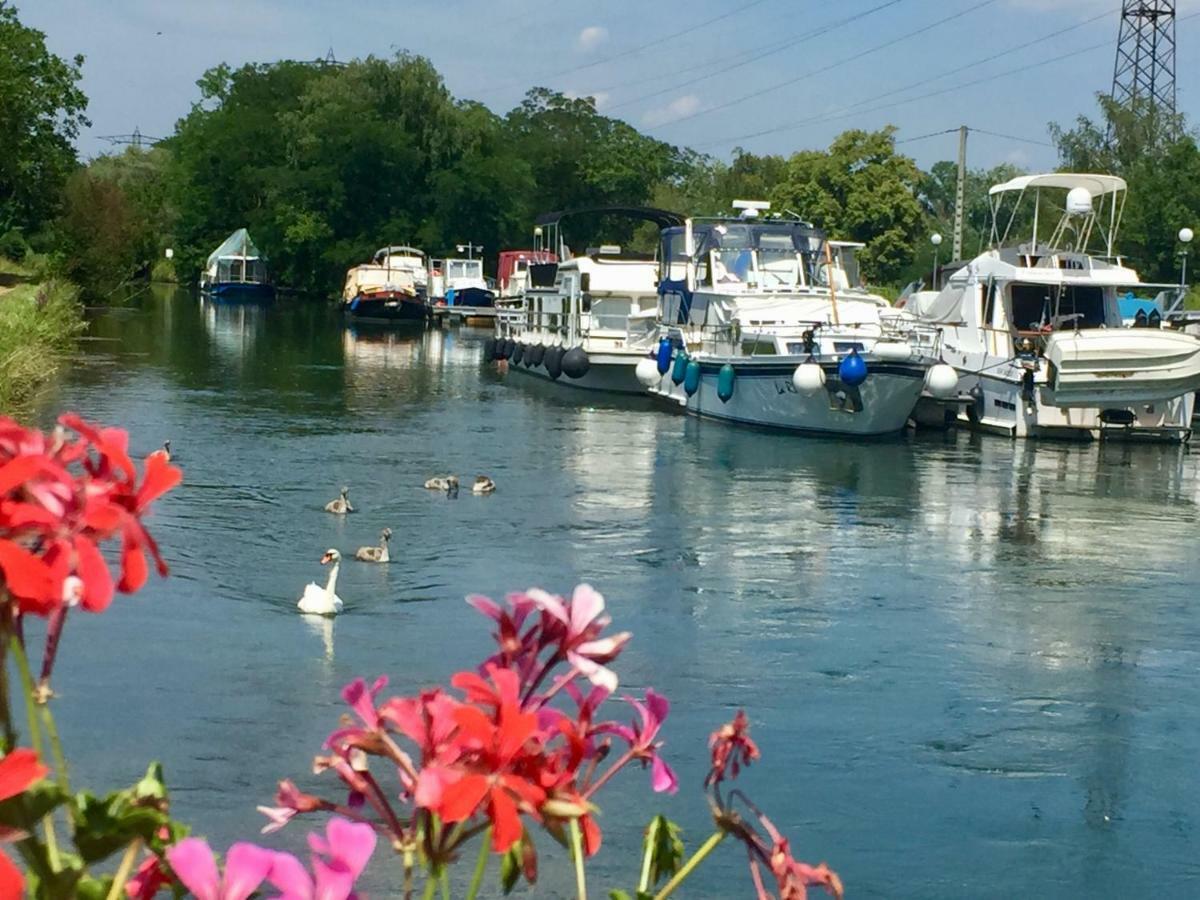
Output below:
[439,867,450,900]
[569,818,588,900]
[10,634,62,870]
[638,816,661,894]
[583,747,635,799]
[106,838,142,900]
[464,827,492,900]
[652,831,727,900]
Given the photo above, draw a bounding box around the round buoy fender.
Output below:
[873,341,912,361]
[792,362,826,394]
[671,351,689,386]
[926,363,959,398]
[636,357,660,388]
[561,346,590,379]
[838,348,868,387]
[530,344,546,367]
[512,342,525,365]
[545,346,564,379]
[656,337,673,375]
[684,360,701,396]
[717,364,736,403]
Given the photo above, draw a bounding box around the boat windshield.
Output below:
[700,222,822,290]
[446,260,482,280]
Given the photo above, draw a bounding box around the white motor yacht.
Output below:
[903,174,1200,440]
[641,202,952,436]
[491,207,684,394]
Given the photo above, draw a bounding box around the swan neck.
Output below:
[324,561,340,596]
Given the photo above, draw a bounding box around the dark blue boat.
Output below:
[200,228,275,301]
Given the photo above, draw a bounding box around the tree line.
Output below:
[2,1,1198,299]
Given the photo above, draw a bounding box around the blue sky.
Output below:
[18,0,1200,172]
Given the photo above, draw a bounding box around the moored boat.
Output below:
[491,207,684,394]
[902,173,1200,440]
[641,203,950,436]
[200,228,275,301]
[342,246,429,323]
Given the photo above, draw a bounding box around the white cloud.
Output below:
[577,26,608,51]
[642,94,701,127]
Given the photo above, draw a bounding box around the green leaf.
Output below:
[71,789,169,864]
[133,762,168,806]
[610,892,633,900]
[0,779,68,828]
[73,874,115,900]
[499,843,521,895]
[644,816,685,890]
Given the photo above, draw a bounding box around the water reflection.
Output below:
[37,286,1200,898]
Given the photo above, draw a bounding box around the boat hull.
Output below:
[202,281,275,302]
[650,357,930,436]
[506,349,645,394]
[342,293,428,323]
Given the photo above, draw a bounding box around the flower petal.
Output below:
[73,535,114,612]
[651,756,678,794]
[0,848,24,899]
[569,584,605,633]
[438,773,490,822]
[323,817,376,879]
[221,842,276,900]
[0,749,48,802]
[165,838,222,900]
[489,786,523,853]
[266,851,314,900]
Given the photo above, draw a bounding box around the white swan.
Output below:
[298,549,344,615]
[472,475,495,494]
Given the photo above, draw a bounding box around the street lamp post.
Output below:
[1180,227,1194,288]
[931,233,943,290]
[455,242,483,261]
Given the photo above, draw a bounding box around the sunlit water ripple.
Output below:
[28,287,1200,897]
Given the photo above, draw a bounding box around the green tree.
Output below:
[0,1,89,243]
[653,148,787,217]
[770,128,924,284]
[1050,95,1200,283]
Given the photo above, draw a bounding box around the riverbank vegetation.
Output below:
[3,1,1199,300]
[0,262,85,411]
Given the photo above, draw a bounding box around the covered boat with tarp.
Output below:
[200,228,275,301]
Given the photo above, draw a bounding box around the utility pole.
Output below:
[1111,1,1176,114]
[952,125,968,262]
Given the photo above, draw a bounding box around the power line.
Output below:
[969,128,1056,149]
[475,0,773,98]
[894,128,960,146]
[644,0,1000,130]
[694,6,1200,152]
[603,0,906,113]
[894,126,1055,148]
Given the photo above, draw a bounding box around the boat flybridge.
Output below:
[490,207,685,393]
[640,201,955,436]
[903,173,1200,440]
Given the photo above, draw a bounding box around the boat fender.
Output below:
[671,351,689,386]
[925,363,959,399]
[562,347,590,379]
[873,341,912,361]
[793,362,826,395]
[717,364,736,403]
[546,346,564,379]
[838,348,868,386]
[503,338,515,359]
[530,344,546,367]
[483,337,496,361]
[512,342,525,365]
[656,337,673,374]
[684,360,701,396]
[636,357,660,388]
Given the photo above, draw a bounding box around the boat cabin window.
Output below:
[446,260,482,280]
[590,296,633,330]
[741,338,777,355]
[1010,283,1106,332]
[659,230,689,283]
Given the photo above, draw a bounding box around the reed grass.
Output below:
[0,261,86,415]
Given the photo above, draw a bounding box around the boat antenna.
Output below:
[824,240,840,326]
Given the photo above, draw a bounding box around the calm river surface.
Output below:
[34,286,1200,897]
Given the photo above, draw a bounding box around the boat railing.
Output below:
[671,317,944,358]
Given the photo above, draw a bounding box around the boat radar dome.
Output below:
[733,199,771,220]
[1066,187,1093,217]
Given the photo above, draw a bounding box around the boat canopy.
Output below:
[374,245,425,261]
[988,173,1127,198]
[534,206,685,231]
[206,228,263,267]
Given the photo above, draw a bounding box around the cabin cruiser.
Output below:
[200,228,275,301]
[903,174,1200,440]
[496,249,557,302]
[429,254,495,309]
[641,203,953,436]
[490,208,684,393]
[342,246,429,322]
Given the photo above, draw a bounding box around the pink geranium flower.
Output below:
[165,839,274,900]
[526,585,630,692]
[268,817,377,900]
[601,690,677,794]
[326,676,389,753]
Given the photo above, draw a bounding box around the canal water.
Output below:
[35,286,1200,897]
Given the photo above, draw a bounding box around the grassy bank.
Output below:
[0,257,86,414]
